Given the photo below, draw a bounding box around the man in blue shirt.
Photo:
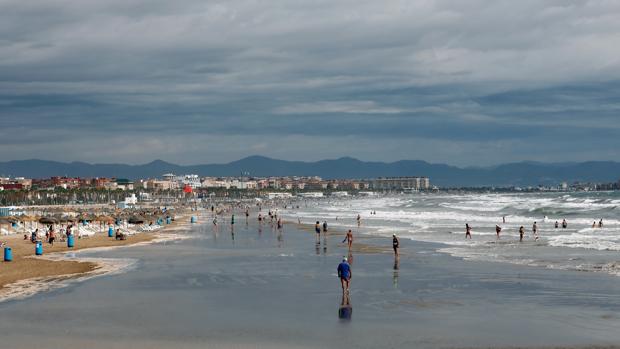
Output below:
[337,257,352,294]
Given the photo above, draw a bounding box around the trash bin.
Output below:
[4,247,12,262]
[191,216,197,223]
[67,235,75,248]
[35,241,43,255]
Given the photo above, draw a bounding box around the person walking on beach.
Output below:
[343,229,353,249]
[519,226,525,242]
[465,223,472,239]
[532,222,539,241]
[48,229,56,245]
[495,225,502,239]
[392,234,400,257]
[315,221,321,243]
[337,257,352,294]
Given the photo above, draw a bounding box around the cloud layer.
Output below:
[1,0,619,165]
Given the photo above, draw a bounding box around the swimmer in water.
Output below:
[495,225,502,239]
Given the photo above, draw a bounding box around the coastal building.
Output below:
[370,177,430,191]
[298,192,324,198]
[116,178,134,190]
[267,192,293,199]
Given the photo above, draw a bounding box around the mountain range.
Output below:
[1,156,620,187]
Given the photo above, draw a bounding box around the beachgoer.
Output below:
[337,257,352,294]
[392,234,400,257]
[555,221,559,229]
[343,229,353,249]
[599,219,603,228]
[533,222,538,241]
[277,218,283,229]
[495,225,501,239]
[315,221,321,242]
[48,229,55,245]
[465,223,472,239]
[231,214,235,226]
[519,226,524,242]
[502,216,506,223]
[356,214,361,226]
[213,217,218,226]
[322,221,328,233]
[258,214,262,222]
[562,219,567,229]
[592,221,596,228]
[31,229,38,243]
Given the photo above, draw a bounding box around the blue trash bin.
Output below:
[108,227,114,237]
[191,216,197,223]
[67,235,75,248]
[4,247,12,262]
[35,241,43,256]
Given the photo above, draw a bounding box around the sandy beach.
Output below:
[0,213,191,301]
[0,209,619,349]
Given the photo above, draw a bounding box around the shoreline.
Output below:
[0,213,194,303]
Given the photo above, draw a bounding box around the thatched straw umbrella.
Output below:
[128,216,145,225]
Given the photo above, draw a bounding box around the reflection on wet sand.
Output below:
[338,292,352,321]
[393,256,399,288]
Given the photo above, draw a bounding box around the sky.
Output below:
[1,0,620,166]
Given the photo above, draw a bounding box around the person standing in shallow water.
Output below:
[495,225,502,239]
[532,221,539,241]
[465,223,472,239]
[337,257,352,294]
[519,226,525,242]
[392,234,400,257]
[343,229,353,249]
[315,221,321,243]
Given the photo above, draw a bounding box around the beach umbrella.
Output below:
[128,216,145,225]
[39,217,59,224]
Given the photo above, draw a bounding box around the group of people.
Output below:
[467,217,604,242]
[23,224,76,245]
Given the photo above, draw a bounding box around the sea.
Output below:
[282,191,620,277]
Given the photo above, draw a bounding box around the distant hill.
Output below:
[1,156,619,187]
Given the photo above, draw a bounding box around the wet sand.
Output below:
[0,214,619,348]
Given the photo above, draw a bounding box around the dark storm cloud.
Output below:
[1,0,620,165]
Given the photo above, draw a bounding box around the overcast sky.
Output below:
[1,0,619,166]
